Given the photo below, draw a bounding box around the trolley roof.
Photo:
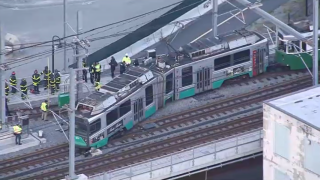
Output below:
[139,29,264,73]
[76,66,154,118]
[79,91,113,106]
[102,67,151,93]
[265,86,320,130]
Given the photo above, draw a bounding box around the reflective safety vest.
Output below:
[41,70,52,80]
[95,82,101,90]
[41,102,48,112]
[90,65,95,74]
[13,126,22,134]
[9,75,17,86]
[5,83,9,95]
[55,74,61,84]
[32,73,41,85]
[20,81,27,92]
[49,77,55,87]
[95,64,101,73]
[122,57,131,64]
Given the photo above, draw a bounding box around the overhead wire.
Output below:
[0,0,185,55]
[2,11,207,67]
[1,0,206,57]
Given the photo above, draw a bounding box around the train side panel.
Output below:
[174,62,197,100]
[163,69,175,105]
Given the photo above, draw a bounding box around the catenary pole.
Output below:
[68,68,77,179]
[63,0,68,72]
[76,11,83,101]
[313,0,319,85]
[0,21,6,130]
[212,0,218,37]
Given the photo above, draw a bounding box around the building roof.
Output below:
[265,86,320,130]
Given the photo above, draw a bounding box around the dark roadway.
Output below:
[133,0,289,59]
[177,156,262,180]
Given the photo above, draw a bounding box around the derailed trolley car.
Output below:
[75,29,269,149]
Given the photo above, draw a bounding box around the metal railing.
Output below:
[89,128,263,180]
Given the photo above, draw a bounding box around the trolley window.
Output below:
[75,122,88,135]
[145,85,153,106]
[107,108,118,125]
[182,66,193,87]
[89,119,101,135]
[120,100,131,117]
[233,50,250,65]
[166,73,173,94]
[214,55,231,70]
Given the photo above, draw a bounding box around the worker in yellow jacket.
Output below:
[13,124,22,145]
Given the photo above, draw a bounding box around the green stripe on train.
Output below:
[145,105,156,118]
[179,88,195,99]
[91,137,109,148]
[212,71,253,89]
[125,120,134,130]
[275,50,314,70]
[75,136,87,147]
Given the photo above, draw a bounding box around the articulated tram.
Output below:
[74,29,270,149]
[275,18,320,70]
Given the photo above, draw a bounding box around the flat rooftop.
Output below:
[265,86,320,130]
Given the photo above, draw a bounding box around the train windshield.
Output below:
[75,121,88,135]
[77,104,93,114]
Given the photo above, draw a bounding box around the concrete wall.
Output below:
[89,129,263,180]
[263,104,320,180]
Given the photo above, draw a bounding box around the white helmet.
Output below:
[125,53,128,56]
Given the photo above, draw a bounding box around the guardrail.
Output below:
[100,0,227,70]
[89,128,263,180]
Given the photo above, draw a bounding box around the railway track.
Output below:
[108,74,313,145]
[5,73,315,180]
[0,143,69,176]
[20,112,263,180]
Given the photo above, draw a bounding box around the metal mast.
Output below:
[0,21,6,130]
[68,68,77,179]
[63,0,68,72]
[313,0,319,85]
[212,0,218,37]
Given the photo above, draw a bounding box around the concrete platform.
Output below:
[7,73,113,110]
[0,132,46,155]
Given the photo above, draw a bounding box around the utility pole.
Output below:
[76,11,83,101]
[63,0,68,72]
[68,68,77,180]
[212,0,218,37]
[0,21,6,131]
[313,0,319,85]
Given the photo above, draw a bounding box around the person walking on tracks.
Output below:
[89,63,95,84]
[109,56,118,78]
[49,73,55,95]
[95,62,101,82]
[120,62,126,74]
[20,78,28,100]
[122,53,131,66]
[54,69,61,92]
[40,66,52,90]
[82,59,88,83]
[13,124,22,145]
[10,71,17,94]
[32,70,41,93]
[41,100,48,121]
[5,81,9,96]
[95,81,101,91]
